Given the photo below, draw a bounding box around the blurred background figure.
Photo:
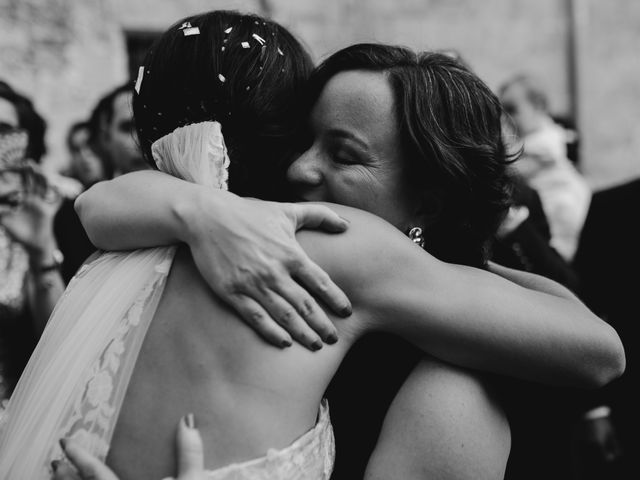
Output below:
[499,74,591,263]
[492,172,580,292]
[88,83,147,177]
[64,121,108,190]
[54,83,147,283]
[0,80,65,407]
[572,176,640,480]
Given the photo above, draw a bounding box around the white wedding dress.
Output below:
[0,122,334,479]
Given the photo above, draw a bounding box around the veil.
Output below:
[0,121,229,479]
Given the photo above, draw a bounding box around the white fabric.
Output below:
[204,399,334,480]
[0,121,230,479]
[515,120,592,261]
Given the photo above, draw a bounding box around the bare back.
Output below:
[106,243,364,480]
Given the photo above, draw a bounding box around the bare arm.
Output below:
[1,165,65,334]
[297,204,625,389]
[75,171,352,350]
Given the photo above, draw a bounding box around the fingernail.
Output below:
[281,339,292,348]
[184,413,196,429]
[51,460,60,472]
[340,305,352,317]
[325,332,338,344]
[59,438,67,451]
[340,216,350,225]
[311,340,323,351]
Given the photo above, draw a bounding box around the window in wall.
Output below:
[124,30,162,81]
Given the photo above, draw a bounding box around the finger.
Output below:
[274,279,338,344]
[294,261,352,318]
[249,287,324,351]
[227,295,294,348]
[291,204,349,233]
[52,460,81,480]
[176,414,205,476]
[61,439,119,480]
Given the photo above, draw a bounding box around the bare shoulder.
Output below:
[296,203,406,272]
[294,202,438,310]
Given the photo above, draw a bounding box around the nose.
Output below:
[286,147,323,191]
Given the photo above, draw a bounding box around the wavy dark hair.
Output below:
[306,44,516,267]
[0,80,47,163]
[132,10,313,200]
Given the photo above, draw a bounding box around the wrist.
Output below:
[29,241,64,272]
[173,185,225,245]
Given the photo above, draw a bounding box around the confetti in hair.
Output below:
[179,21,200,36]
[241,42,250,49]
[134,66,144,94]
[252,33,266,45]
[218,74,226,83]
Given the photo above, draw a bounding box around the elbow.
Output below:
[583,325,626,389]
[74,184,105,249]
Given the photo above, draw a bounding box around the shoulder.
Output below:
[293,202,439,307]
[294,202,418,269]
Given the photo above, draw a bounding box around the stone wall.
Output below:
[1,0,638,189]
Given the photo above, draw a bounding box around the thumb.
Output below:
[60,439,119,480]
[293,204,349,233]
[176,414,205,477]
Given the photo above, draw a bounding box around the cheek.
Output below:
[326,170,378,209]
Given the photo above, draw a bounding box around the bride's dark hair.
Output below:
[133,10,313,200]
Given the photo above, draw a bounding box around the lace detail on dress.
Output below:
[206,399,335,480]
[48,249,176,468]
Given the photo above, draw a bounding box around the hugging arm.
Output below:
[75,171,352,350]
[298,205,625,389]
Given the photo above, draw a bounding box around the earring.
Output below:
[408,227,425,248]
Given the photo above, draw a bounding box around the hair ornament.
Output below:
[179,21,200,36]
[134,66,144,94]
[151,121,230,190]
[252,33,266,45]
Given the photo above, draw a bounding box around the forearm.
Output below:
[380,260,624,388]
[302,208,624,389]
[487,261,580,300]
[25,242,65,334]
[75,171,225,250]
[26,270,65,334]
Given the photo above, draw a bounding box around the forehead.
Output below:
[312,70,399,143]
[111,91,133,123]
[0,97,19,127]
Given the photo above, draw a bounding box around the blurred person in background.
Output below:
[65,121,109,190]
[53,83,148,283]
[88,83,148,177]
[499,74,591,263]
[573,176,640,480]
[0,80,65,407]
[54,120,110,283]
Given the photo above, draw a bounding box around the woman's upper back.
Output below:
[106,244,356,479]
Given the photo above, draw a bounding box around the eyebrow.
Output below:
[325,128,370,151]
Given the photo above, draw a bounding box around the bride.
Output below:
[0,10,624,480]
